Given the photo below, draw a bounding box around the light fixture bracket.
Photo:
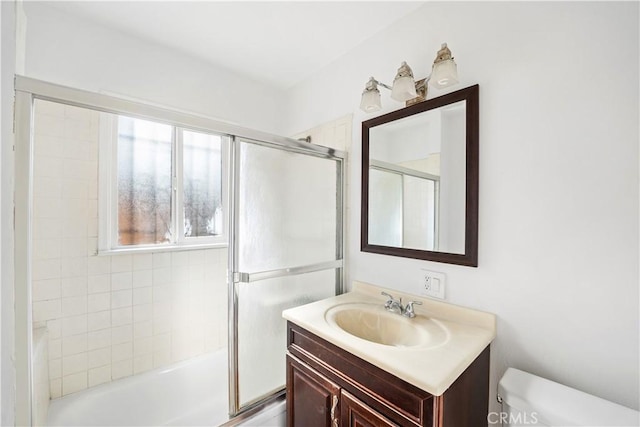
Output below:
[364,77,391,92]
[406,78,427,107]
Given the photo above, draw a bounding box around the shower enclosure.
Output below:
[14,77,345,426]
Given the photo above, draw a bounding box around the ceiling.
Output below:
[42,1,426,89]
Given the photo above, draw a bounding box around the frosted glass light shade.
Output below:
[360,89,381,112]
[430,59,458,89]
[391,75,417,102]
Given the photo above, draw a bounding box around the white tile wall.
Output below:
[31,100,228,398]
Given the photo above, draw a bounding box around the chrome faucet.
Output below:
[381,292,423,318]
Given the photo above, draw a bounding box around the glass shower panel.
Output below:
[232,138,343,413]
[236,269,336,407]
[237,142,338,273]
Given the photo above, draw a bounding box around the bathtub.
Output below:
[47,350,229,426]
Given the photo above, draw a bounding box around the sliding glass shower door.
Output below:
[229,138,344,415]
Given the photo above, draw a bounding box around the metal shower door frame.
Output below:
[13,76,346,425]
[227,135,345,416]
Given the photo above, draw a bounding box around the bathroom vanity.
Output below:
[283,281,496,427]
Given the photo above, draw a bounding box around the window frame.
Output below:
[98,113,229,254]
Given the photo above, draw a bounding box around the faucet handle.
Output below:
[381,291,401,309]
[404,300,423,318]
[381,291,394,300]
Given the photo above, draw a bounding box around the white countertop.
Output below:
[282,281,496,396]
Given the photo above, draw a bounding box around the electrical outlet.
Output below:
[420,269,446,299]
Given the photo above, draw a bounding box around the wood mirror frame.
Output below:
[361,84,479,267]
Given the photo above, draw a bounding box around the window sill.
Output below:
[96,242,228,256]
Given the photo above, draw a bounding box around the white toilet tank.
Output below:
[497,368,639,427]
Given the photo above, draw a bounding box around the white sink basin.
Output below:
[324,303,448,348]
[283,281,497,395]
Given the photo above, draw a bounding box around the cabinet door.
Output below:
[340,390,399,427]
[287,355,340,427]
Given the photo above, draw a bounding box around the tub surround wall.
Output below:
[31,100,227,398]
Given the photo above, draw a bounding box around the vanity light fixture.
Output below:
[359,43,459,113]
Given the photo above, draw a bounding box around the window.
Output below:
[99,114,228,252]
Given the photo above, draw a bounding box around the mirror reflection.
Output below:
[368,100,466,254]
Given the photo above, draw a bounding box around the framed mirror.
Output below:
[361,84,478,266]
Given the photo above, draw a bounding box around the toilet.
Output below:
[497,368,640,426]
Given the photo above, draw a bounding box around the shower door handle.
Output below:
[234,260,343,283]
[233,272,250,283]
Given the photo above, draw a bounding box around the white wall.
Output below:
[1,1,16,425]
[284,1,640,413]
[22,2,286,135]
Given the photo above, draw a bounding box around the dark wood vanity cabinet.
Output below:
[286,322,490,427]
